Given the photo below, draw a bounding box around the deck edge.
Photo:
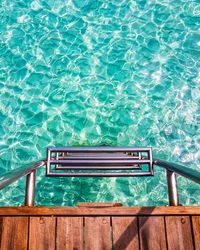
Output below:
[0,206,199,216]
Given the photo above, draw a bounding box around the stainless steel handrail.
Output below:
[0,161,45,206]
[154,159,200,184]
[154,159,200,206]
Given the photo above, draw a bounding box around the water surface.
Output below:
[0,0,199,206]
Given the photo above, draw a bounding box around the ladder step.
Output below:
[50,159,150,165]
[55,165,141,170]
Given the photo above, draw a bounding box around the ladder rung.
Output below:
[50,159,150,166]
[49,147,150,153]
[55,156,139,160]
[47,172,153,177]
[55,165,141,170]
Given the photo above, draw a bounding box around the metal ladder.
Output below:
[46,147,153,176]
[0,147,199,207]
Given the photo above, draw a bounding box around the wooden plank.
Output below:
[165,216,194,250]
[77,202,123,207]
[112,216,139,249]
[84,217,111,250]
[192,216,200,250]
[56,217,83,250]
[139,216,167,250]
[0,217,28,250]
[0,206,199,216]
[29,217,56,250]
[0,217,3,247]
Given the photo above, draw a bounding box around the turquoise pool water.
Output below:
[0,0,199,206]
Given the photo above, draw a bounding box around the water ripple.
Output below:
[0,0,199,206]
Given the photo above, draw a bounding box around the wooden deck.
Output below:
[0,204,199,250]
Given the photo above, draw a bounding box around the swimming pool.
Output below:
[0,0,199,206]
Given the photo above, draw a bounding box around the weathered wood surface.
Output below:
[165,216,194,250]
[77,202,123,207]
[192,216,200,250]
[0,206,199,216]
[0,206,199,250]
[84,217,111,250]
[139,216,167,250]
[112,216,139,249]
[29,217,56,250]
[0,217,28,250]
[57,217,83,250]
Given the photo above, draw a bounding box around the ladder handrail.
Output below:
[0,161,45,190]
[154,159,200,206]
[154,159,200,185]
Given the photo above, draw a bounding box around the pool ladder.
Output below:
[0,147,200,206]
